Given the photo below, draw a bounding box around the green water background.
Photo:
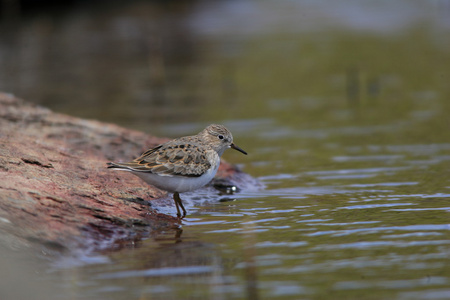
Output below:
[0,1,449,299]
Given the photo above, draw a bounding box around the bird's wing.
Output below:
[108,141,212,177]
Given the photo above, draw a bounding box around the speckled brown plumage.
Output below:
[112,137,213,177]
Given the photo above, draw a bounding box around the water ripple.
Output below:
[339,203,414,209]
[314,240,450,249]
[307,224,450,237]
[255,241,308,248]
[96,266,215,279]
[335,277,448,290]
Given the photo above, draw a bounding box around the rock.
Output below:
[0,93,254,254]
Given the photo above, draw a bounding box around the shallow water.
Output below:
[1,1,450,300]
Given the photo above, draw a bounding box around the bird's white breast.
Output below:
[132,151,220,193]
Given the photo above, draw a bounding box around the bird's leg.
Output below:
[173,195,181,218]
[173,192,186,218]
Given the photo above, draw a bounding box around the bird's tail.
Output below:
[107,162,131,170]
[107,161,149,172]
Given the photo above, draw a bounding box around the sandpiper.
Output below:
[107,124,247,218]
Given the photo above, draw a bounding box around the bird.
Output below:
[107,124,247,218]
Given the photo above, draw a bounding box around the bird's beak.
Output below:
[231,143,247,155]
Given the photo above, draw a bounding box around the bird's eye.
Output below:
[218,135,224,140]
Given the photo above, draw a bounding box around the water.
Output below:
[1,1,450,299]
